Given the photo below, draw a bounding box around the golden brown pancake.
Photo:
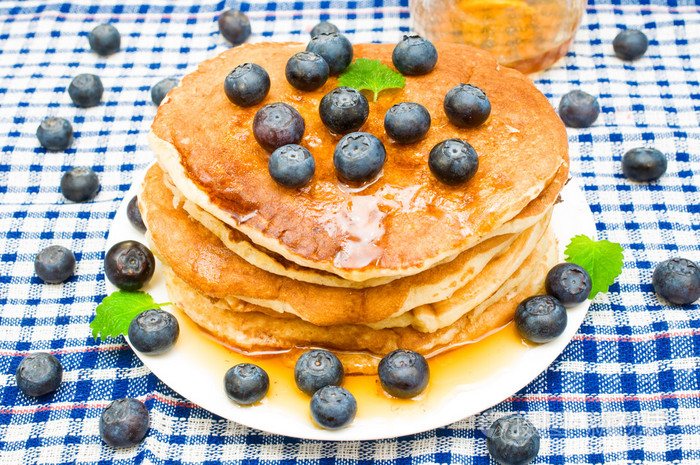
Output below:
[170,160,566,289]
[377,209,551,332]
[141,164,552,328]
[150,41,568,281]
[162,225,556,375]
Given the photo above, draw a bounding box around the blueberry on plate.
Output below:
[377,349,429,399]
[487,414,540,465]
[253,102,305,152]
[128,309,180,355]
[16,352,63,397]
[652,258,700,305]
[127,195,147,233]
[428,139,479,186]
[333,132,386,184]
[36,116,73,152]
[306,32,353,75]
[61,167,100,203]
[35,245,76,284]
[224,63,271,107]
[545,263,592,306]
[88,24,120,56]
[621,147,667,182]
[443,83,491,128]
[68,73,104,108]
[104,240,156,292]
[151,77,178,106]
[224,363,269,405]
[100,398,149,448]
[514,295,567,344]
[384,102,431,144]
[613,29,648,61]
[294,349,344,396]
[310,385,357,429]
[286,51,330,92]
[218,9,251,46]
[557,90,600,128]
[269,144,315,188]
[319,87,369,134]
[392,34,438,75]
[310,21,339,38]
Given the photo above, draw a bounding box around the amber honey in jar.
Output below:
[410,0,585,73]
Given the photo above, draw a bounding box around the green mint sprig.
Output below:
[564,234,624,299]
[337,58,406,102]
[91,290,170,341]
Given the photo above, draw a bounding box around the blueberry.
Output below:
[269,144,315,188]
[311,21,339,38]
[104,240,156,291]
[333,132,386,184]
[514,295,567,344]
[100,398,149,448]
[224,63,271,107]
[285,51,330,92]
[429,139,479,186]
[319,87,369,134]
[61,167,100,203]
[218,9,251,46]
[487,414,540,465]
[392,34,438,75]
[310,385,357,429]
[558,90,600,128]
[88,24,120,56]
[652,258,700,305]
[545,263,592,306]
[443,83,491,128]
[36,116,73,152]
[34,245,76,284]
[377,349,429,399]
[613,29,648,61]
[384,102,431,144]
[306,32,353,75]
[128,309,180,355]
[622,147,667,182]
[294,349,344,396]
[68,73,104,108]
[127,195,147,233]
[224,363,269,405]
[151,77,178,106]
[16,352,63,397]
[253,103,305,152]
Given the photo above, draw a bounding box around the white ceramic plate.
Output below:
[107,173,595,441]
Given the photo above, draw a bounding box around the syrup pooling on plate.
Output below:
[170,301,528,422]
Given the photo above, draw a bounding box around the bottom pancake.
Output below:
[162,226,557,375]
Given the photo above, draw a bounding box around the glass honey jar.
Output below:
[410,0,585,73]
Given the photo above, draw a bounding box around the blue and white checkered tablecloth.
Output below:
[1,0,699,463]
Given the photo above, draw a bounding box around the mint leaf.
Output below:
[564,235,624,299]
[337,58,406,101]
[91,291,170,341]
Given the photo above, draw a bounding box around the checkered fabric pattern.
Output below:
[0,0,699,463]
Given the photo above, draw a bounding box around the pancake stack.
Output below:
[141,42,569,374]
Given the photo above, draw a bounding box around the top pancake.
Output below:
[151,41,568,281]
